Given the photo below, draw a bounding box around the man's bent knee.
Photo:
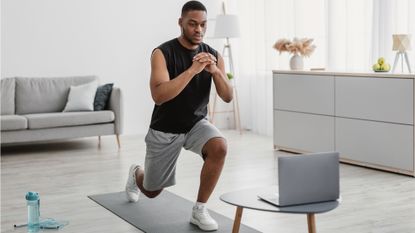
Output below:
[203,138,227,160]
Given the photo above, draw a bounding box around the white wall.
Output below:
[1,0,223,135]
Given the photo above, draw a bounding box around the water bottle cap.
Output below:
[25,191,39,201]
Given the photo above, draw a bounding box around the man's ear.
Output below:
[178,18,183,27]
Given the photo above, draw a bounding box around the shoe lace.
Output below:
[196,206,211,219]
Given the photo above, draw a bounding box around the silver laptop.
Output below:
[258,152,339,207]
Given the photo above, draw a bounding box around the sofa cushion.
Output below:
[1,115,27,131]
[63,81,98,112]
[94,83,114,111]
[1,78,15,115]
[15,76,97,114]
[24,111,115,129]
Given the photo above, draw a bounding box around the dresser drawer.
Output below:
[274,110,335,152]
[273,74,334,115]
[335,77,413,124]
[336,117,414,172]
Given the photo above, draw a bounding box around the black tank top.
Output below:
[149,38,218,133]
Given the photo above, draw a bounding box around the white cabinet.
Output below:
[273,70,415,176]
[274,110,335,152]
[274,74,334,115]
[336,77,413,124]
[336,117,413,172]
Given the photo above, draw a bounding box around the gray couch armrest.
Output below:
[108,87,123,135]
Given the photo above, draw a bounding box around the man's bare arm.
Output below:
[150,49,207,105]
[194,53,233,103]
[210,54,233,103]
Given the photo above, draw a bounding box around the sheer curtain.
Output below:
[229,0,415,135]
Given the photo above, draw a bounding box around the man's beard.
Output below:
[182,28,203,46]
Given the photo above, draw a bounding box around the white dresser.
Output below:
[273,70,415,176]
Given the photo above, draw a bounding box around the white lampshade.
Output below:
[214,14,240,38]
[392,34,411,51]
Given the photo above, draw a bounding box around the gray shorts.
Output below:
[143,119,225,191]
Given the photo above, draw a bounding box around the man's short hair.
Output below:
[181,1,207,16]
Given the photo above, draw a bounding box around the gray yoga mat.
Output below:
[88,191,261,233]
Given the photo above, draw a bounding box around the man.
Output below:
[125,1,233,231]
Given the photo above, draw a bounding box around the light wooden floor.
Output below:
[1,130,415,233]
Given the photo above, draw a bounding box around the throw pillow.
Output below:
[94,83,114,111]
[63,81,98,112]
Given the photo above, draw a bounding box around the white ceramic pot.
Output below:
[289,54,304,70]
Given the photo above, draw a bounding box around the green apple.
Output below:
[373,63,380,71]
[378,57,385,65]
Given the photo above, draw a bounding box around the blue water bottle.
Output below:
[25,192,40,231]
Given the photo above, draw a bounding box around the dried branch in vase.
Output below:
[273,37,316,57]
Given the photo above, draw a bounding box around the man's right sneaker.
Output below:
[190,205,219,231]
[125,164,141,202]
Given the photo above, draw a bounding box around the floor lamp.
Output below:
[392,34,412,73]
[210,14,242,134]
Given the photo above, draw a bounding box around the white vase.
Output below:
[289,54,304,70]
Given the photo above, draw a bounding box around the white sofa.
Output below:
[0,76,123,147]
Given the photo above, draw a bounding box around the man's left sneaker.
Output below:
[125,164,141,202]
[190,205,218,231]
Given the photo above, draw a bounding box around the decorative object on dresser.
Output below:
[273,38,316,70]
[272,70,415,177]
[392,34,412,73]
[372,57,391,72]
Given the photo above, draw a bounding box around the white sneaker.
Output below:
[190,205,218,231]
[125,164,141,202]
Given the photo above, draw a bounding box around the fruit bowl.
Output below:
[372,57,390,72]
